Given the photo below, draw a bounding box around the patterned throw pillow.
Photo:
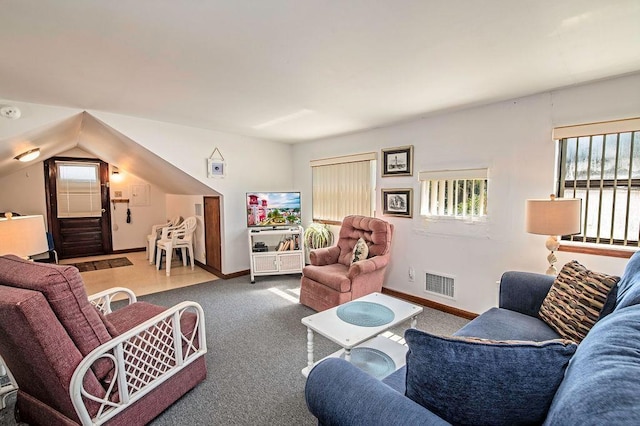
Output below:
[350,238,369,264]
[404,329,577,426]
[539,260,620,343]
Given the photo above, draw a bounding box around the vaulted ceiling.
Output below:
[1,0,639,145]
[0,111,217,194]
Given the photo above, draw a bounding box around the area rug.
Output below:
[70,257,133,272]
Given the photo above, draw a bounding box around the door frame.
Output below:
[204,196,222,272]
[44,157,113,258]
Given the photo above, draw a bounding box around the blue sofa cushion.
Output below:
[544,305,640,425]
[455,307,561,341]
[404,329,577,426]
[539,260,619,343]
[616,251,640,310]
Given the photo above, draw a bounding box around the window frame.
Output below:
[418,168,489,222]
[553,118,640,257]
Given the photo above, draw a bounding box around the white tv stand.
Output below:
[248,226,304,284]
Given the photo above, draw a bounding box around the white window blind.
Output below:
[419,168,488,219]
[56,162,102,218]
[311,153,376,222]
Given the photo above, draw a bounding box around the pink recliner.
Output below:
[299,215,393,312]
[0,255,207,425]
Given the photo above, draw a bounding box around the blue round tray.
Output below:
[337,301,395,327]
[340,347,396,379]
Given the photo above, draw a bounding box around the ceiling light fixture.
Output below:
[0,106,21,120]
[14,148,41,162]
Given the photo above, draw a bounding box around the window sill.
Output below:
[559,242,637,259]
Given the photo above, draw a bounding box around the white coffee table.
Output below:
[301,292,423,378]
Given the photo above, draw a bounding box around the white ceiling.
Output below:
[1,0,640,143]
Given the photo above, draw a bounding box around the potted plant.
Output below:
[303,222,334,263]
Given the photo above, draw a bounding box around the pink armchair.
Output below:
[0,255,207,425]
[299,215,393,312]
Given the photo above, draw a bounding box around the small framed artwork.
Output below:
[382,188,413,218]
[382,145,413,177]
[207,159,225,178]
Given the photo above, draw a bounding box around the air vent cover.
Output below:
[425,272,455,298]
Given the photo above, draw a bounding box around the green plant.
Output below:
[304,222,334,249]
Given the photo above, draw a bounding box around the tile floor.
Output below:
[60,251,218,297]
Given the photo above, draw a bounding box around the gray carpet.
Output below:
[0,275,469,425]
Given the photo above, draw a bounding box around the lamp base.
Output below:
[546,251,558,275]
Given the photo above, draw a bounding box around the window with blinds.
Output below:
[310,153,376,223]
[419,168,488,219]
[56,161,102,218]
[555,118,640,247]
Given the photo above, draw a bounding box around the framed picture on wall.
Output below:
[382,188,413,218]
[207,159,225,178]
[382,145,413,177]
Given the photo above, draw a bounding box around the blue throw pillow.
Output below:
[404,329,577,426]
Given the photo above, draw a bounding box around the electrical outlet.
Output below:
[408,266,415,282]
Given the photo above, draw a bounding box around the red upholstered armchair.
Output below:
[299,215,393,312]
[0,255,207,425]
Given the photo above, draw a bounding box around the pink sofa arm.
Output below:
[309,246,341,266]
[348,254,390,279]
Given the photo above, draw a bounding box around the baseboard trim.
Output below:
[194,260,249,280]
[381,287,478,320]
[112,247,146,254]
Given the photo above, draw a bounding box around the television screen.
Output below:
[246,192,301,228]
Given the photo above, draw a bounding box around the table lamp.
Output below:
[0,214,49,259]
[525,195,581,275]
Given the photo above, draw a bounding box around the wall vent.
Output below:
[425,272,455,298]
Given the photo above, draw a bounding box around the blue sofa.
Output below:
[305,251,640,425]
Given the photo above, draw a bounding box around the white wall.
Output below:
[0,146,168,251]
[0,161,47,216]
[108,168,168,252]
[87,111,295,274]
[293,73,640,314]
[1,107,294,273]
[2,74,637,298]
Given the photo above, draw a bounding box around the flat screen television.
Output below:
[246,192,301,228]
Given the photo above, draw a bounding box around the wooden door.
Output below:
[44,157,113,259]
[204,196,222,272]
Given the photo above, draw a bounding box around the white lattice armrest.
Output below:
[88,287,138,314]
[70,301,207,426]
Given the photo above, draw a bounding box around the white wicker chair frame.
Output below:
[69,288,207,425]
[89,287,137,314]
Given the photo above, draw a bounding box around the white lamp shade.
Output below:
[525,198,582,236]
[0,215,49,257]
